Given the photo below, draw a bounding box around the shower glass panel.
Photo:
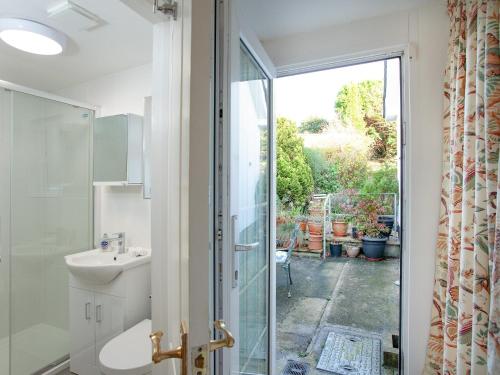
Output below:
[0,88,93,374]
[0,87,11,375]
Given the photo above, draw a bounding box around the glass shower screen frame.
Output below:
[0,86,94,375]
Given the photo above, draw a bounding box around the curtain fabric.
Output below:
[424,1,500,374]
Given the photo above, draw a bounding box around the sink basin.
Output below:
[65,248,151,284]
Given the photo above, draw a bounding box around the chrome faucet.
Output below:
[102,232,126,254]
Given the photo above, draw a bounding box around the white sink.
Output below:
[65,248,151,284]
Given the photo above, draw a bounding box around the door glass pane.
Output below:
[237,43,270,375]
[10,91,92,374]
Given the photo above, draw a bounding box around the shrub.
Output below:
[277,117,314,209]
[304,148,340,194]
[360,162,399,195]
[365,115,397,160]
[299,117,329,133]
[354,197,390,237]
[326,148,369,190]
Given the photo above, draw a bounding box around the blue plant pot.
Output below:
[329,243,342,257]
[362,237,387,261]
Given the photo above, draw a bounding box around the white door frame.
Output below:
[150,1,217,375]
[150,1,192,374]
[274,45,412,374]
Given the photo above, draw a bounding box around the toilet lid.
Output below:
[99,319,152,375]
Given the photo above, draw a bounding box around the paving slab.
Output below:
[276,255,400,375]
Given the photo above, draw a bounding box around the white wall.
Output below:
[262,1,448,374]
[57,64,153,248]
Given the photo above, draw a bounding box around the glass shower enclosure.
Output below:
[0,85,93,374]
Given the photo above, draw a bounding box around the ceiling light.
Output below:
[0,18,67,55]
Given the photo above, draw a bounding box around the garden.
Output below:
[276,79,400,261]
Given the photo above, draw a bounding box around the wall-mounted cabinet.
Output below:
[93,114,143,185]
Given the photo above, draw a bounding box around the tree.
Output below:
[299,117,329,133]
[335,80,383,130]
[277,117,313,209]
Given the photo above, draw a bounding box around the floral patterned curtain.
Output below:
[424,1,500,374]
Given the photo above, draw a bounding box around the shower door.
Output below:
[0,88,93,374]
[0,86,11,375]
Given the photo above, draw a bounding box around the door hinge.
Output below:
[154,0,177,20]
[217,229,223,241]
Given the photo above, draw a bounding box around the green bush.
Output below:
[304,148,340,194]
[277,117,314,209]
[335,80,383,130]
[299,117,329,133]
[361,162,399,195]
[327,148,369,190]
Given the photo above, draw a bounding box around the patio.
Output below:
[276,253,400,375]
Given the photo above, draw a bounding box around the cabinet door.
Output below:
[69,288,95,375]
[95,292,125,361]
[93,114,128,183]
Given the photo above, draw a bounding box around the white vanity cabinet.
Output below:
[69,288,96,375]
[70,290,124,375]
[93,113,144,185]
[68,261,150,375]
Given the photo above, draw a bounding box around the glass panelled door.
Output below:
[227,42,271,375]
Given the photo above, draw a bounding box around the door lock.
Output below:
[149,320,232,375]
[150,321,188,375]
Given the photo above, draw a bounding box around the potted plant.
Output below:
[276,221,297,248]
[377,215,394,236]
[356,197,390,261]
[331,214,348,237]
[330,192,349,237]
[296,215,307,232]
[293,206,308,232]
[377,195,396,236]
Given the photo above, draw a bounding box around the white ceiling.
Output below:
[0,0,431,92]
[0,0,153,91]
[239,0,431,41]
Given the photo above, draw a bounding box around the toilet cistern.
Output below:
[101,232,126,253]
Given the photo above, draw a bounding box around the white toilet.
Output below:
[99,319,152,375]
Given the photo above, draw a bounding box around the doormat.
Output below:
[282,360,310,375]
[316,328,381,375]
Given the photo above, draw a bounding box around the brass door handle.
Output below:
[209,320,235,352]
[150,321,188,375]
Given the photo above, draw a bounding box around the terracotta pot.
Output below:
[309,208,323,217]
[332,221,348,237]
[308,222,323,235]
[299,221,308,232]
[346,246,360,258]
[308,234,323,251]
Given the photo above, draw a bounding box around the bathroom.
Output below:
[0,1,156,374]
